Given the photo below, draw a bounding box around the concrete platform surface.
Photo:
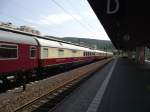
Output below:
[99,58,150,112]
[51,59,115,112]
[51,58,150,112]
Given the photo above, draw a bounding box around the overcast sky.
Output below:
[0,0,110,40]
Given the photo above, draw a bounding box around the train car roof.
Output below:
[0,29,38,45]
[62,42,89,51]
[0,27,90,48]
[0,27,101,52]
[94,50,106,53]
[36,38,92,51]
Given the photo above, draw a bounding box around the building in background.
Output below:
[0,22,18,29]
[19,26,40,35]
[0,22,41,35]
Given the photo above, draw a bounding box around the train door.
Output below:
[19,44,29,72]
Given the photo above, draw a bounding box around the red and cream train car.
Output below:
[0,29,38,82]
[0,28,113,84]
[36,38,96,69]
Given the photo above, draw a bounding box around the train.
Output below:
[0,27,113,85]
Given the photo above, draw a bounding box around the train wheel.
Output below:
[0,77,8,92]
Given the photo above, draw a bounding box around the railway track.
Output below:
[0,58,112,112]
[15,72,87,112]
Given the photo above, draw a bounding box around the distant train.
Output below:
[0,27,113,84]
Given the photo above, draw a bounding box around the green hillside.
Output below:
[61,37,114,52]
[45,36,114,52]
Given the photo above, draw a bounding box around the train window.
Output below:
[72,50,76,57]
[58,49,64,57]
[72,50,76,53]
[86,52,88,56]
[30,47,36,58]
[87,52,89,56]
[84,52,86,56]
[0,44,18,60]
[43,48,48,58]
[83,52,86,56]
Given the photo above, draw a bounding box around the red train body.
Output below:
[0,28,112,84]
[39,56,95,67]
[0,43,38,74]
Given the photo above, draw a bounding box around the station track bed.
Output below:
[0,58,112,112]
[0,60,96,93]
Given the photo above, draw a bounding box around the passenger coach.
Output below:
[36,38,95,70]
[0,27,113,85]
[0,29,38,82]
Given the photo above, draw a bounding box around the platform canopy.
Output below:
[88,0,150,50]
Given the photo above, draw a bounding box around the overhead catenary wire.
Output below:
[10,0,96,37]
[0,0,98,37]
[65,0,97,34]
[65,0,109,40]
[51,0,96,37]
[0,10,92,37]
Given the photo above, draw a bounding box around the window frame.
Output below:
[85,52,87,56]
[43,47,49,58]
[72,50,77,53]
[58,49,64,57]
[72,50,77,57]
[83,52,86,56]
[87,52,89,56]
[30,46,36,59]
[0,43,18,60]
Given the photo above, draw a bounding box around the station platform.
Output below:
[50,58,150,112]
